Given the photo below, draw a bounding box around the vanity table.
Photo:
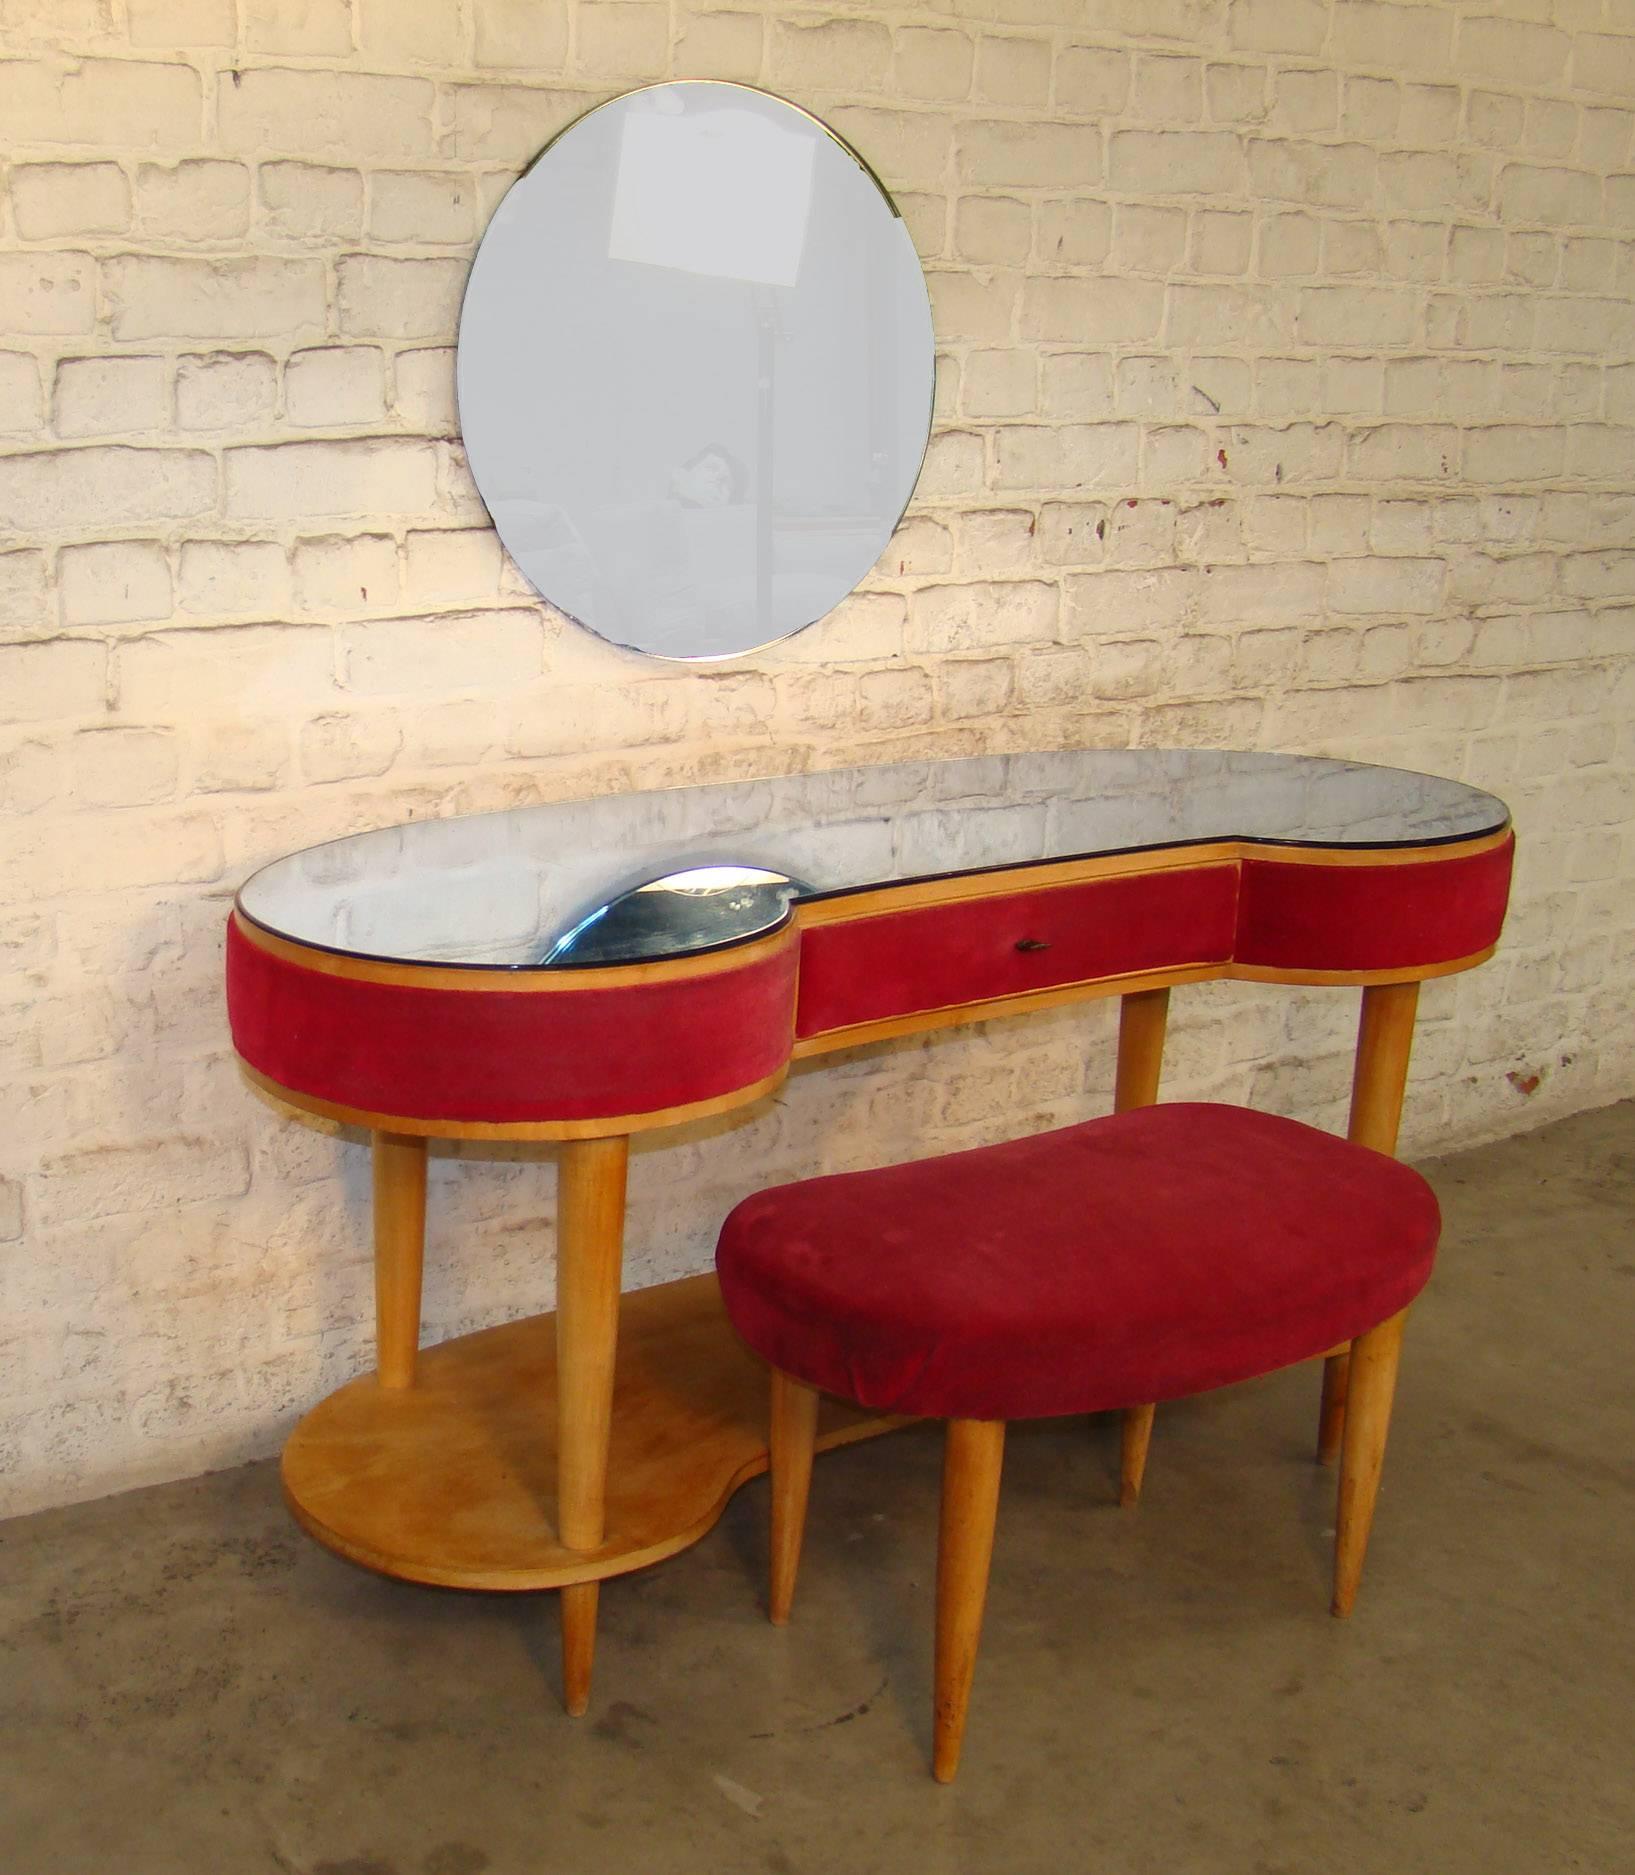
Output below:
[226,747,1513,1712]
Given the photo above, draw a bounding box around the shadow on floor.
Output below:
[2,1102,1631,1875]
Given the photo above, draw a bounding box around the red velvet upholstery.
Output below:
[1236,837,1514,974]
[792,839,1513,1043]
[226,917,798,1124]
[795,865,1237,1040]
[716,1103,1439,1421]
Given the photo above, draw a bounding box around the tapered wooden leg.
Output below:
[1317,1352,1350,1468]
[768,1369,819,1625]
[1119,1402,1155,1507]
[1115,986,1170,1114]
[1113,988,1169,1491]
[559,1581,599,1717]
[1347,982,1421,1156]
[933,1418,1006,1784]
[554,1133,630,1716]
[1320,982,1422,1463]
[372,1132,427,1390]
[1332,1310,1407,1618]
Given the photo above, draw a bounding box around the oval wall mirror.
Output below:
[457,81,936,662]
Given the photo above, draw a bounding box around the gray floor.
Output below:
[2,1103,1631,1875]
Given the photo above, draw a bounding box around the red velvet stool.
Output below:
[716,1101,1441,1781]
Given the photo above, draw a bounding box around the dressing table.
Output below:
[227,747,1513,1711]
[224,78,1513,1713]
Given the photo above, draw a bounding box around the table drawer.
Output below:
[794,862,1238,1040]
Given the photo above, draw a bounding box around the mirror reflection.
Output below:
[540,864,808,965]
[237,751,1511,971]
[457,82,935,661]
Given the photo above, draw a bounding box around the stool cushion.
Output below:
[716,1103,1439,1421]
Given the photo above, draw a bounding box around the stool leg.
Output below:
[933,1418,1006,1784]
[1114,988,1168,1495]
[1332,1310,1408,1618]
[768,1368,819,1626]
[1317,1350,1350,1467]
[1119,1402,1155,1506]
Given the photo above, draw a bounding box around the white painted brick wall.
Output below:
[2,0,1633,1519]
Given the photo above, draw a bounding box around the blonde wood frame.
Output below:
[240,1060,790,1143]
[372,1133,426,1390]
[787,831,1503,1058]
[789,947,1495,1063]
[1114,987,1169,1502]
[263,824,1505,1715]
[768,1369,820,1627]
[1333,1309,1408,1615]
[555,1134,628,1714]
[280,1272,904,1590]
[934,1418,1007,1783]
[791,827,1511,932]
[1318,981,1422,1466]
[761,1299,1408,1783]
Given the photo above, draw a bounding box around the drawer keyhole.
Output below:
[1014,937,1052,953]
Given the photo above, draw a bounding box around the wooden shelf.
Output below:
[281,1272,900,1592]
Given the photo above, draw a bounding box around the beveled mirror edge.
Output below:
[454,78,939,667]
[233,750,1513,976]
[509,78,907,218]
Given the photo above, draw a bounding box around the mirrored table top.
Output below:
[237,749,1510,972]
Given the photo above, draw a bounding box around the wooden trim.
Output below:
[788,942,1496,1060]
[279,1271,909,1592]
[372,1132,426,1390]
[239,1059,789,1140]
[1347,981,1421,1155]
[1318,979,1424,1466]
[244,953,1494,1102]
[555,1132,629,1715]
[794,847,1240,926]
[1114,987,1170,1113]
[559,1582,599,1717]
[1119,1403,1155,1508]
[237,828,1507,1001]
[1226,945,1495,988]
[1332,1308,1408,1618]
[791,827,1511,930]
[556,1136,629,1555]
[933,1417,1007,1784]
[231,906,797,993]
[789,962,1225,1059]
[768,1369,820,1626]
[1230,827,1510,868]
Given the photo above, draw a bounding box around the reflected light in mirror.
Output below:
[540,863,808,966]
[457,81,935,663]
[609,97,814,287]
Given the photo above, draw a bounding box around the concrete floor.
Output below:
[2,1102,1631,1875]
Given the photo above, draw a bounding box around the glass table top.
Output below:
[236,749,1510,971]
